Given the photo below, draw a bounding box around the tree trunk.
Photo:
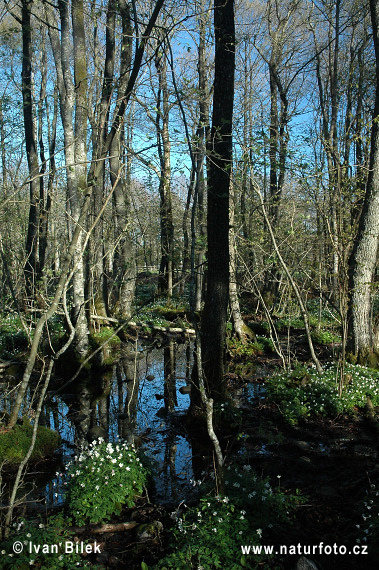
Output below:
[200,0,235,401]
[71,0,90,358]
[155,40,174,299]
[347,0,379,362]
[110,0,136,318]
[21,0,40,302]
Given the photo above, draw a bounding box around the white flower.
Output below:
[256,528,262,538]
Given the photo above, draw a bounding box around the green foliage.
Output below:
[228,336,274,359]
[90,327,121,348]
[65,438,147,526]
[275,316,305,331]
[0,418,60,464]
[157,496,259,569]
[135,279,158,305]
[148,298,189,314]
[0,513,87,569]
[0,313,28,358]
[135,308,171,329]
[311,328,341,346]
[157,465,303,569]
[45,314,67,347]
[256,336,275,353]
[214,401,242,429]
[274,301,341,344]
[134,298,190,330]
[266,362,379,424]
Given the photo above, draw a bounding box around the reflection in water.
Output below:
[46,339,197,504]
[164,340,177,412]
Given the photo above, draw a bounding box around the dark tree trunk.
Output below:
[200,0,235,401]
[21,0,40,301]
[155,39,174,299]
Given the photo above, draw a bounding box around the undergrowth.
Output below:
[265,362,379,424]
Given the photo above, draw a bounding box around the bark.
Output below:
[0,99,6,191]
[71,0,90,358]
[37,39,55,286]
[110,0,136,318]
[200,0,235,401]
[47,0,89,359]
[89,0,116,323]
[229,183,253,342]
[347,0,379,361]
[21,0,40,301]
[155,38,174,299]
[194,12,209,311]
[312,1,342,297]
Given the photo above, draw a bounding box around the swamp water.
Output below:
[2,339,264,510]
[43,339,203,507]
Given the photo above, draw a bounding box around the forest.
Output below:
[0,0,379,567]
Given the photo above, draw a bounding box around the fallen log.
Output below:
[72,521,137,535]
[91,315,195,336]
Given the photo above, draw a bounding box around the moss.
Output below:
[346,352,358,365]
[90,327,121,349]
[0,418,60,464]
[363,350,379,370]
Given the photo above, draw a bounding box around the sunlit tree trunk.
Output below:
[347,0,379,362]
[110,0,136,318]
[70,0,90,358]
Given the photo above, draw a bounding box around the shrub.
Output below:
[0,313,29,358]
[266,362,379,424]
[157,465,303,569]
[65,438,147,526]
[0,513,86,569]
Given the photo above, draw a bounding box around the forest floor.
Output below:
[43,345,379,570]
[3,327,379,569]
